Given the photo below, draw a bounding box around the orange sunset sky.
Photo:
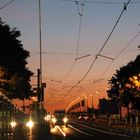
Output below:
[1,0,140,113]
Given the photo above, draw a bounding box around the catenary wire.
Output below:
[97,30,140,79]
[0,0,15,10]
[62,0,140,5]
[78,0,132,84]
[65,60,77,78]
[75,0,85,59]
[57,0,132,102]
[30,49,139,56]
[65,0,86,78]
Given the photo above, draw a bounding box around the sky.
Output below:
[0,0,140,113]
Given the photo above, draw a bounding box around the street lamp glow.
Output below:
[52,117,57,124]
[96,90,99,94]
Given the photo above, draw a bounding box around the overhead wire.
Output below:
[97,1,131,55]
[77,0,132,84]
[65,0,86,78]
[113,31,140,60]
[58,0,132,102]
[49,1,140,109]
[30,49,139,56]
[62,0,140,5]
[65,60,77,78]
[97,30,140,79]
[75,0,85,59]
[0,0,15,10]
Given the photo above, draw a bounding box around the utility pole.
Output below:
[38,0,44,110]
[39,0,42,83]
[37,69,41,104]
[38,1,47,123]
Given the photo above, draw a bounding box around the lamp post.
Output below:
[85,96,88,113]
[90,94,94,109]
[39,0,42,84]
[78,97,81,113]
[96,90,100,106]
[96,90,100,116]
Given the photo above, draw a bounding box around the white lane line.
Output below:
[68,124,93,136]
[71,121,130,137]
[56,125,66,137]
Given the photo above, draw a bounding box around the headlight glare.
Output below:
[52,118,57,123]
[63,117,68,123]
[26,120,34,129]
[44,115,51,121]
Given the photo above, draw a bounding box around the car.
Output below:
[85,114,96,121]
[78,113,96,121]
[44,114,52,122]
[51,110,68,127]
[78,113,87,120]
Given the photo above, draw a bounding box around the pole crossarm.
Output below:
[75,54,91,60]
[98,54,114,60]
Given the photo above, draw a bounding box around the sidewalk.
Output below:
[94,116,140,137]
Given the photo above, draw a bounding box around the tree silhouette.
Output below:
[107,55,140,111]
[0,18,34,100]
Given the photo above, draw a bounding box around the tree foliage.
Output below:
[0,18,34,100]
[107,55,140,110]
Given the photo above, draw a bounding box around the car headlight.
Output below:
[52,118,57,123]
[26,120,34,129]
[44,115,51,121]
[63,117,68,123]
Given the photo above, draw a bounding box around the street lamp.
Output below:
[90,94,94,109]
[78,97,81,113]
[84,96,88,113]
[96,90,100,108]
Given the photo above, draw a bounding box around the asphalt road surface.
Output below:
[1,120,139,140]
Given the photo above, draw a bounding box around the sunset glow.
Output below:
[1,0,140,113]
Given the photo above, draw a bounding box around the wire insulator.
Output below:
[124,3,127,10]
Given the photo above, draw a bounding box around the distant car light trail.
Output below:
[71,121,130,137]
[68,124,93,136]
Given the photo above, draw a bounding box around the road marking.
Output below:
[56,125,66,137]
[68,124,93,136]
[71,121,130,137]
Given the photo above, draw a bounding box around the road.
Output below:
[0,119,139,140]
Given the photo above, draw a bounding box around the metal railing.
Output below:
[0,91,26,137]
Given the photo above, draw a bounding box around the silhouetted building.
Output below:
[99,98,109,114]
